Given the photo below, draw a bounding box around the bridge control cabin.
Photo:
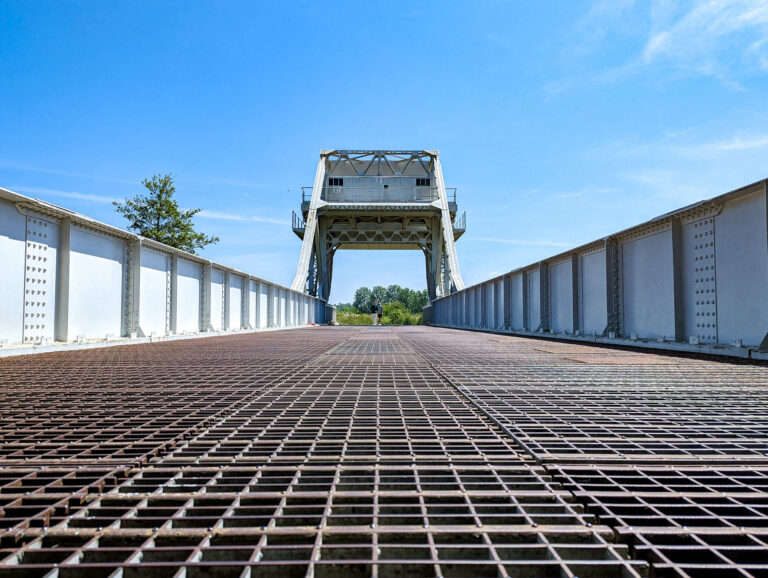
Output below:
[291,150,466,301]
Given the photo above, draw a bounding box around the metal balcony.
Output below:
[301,186,457,204]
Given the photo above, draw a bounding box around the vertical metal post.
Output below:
[522,271,530,331]
[242,277,250,329]
[253,280,261,328]
[201,262,212,332]
[124,239,141,337]
[605,238,620,337]
[476,287,480,327]
[223,272,231,331]
[539,261,549,333]
[503,274,511,331]
[169,254,178,334]
[54,218,71,342]
[480,284,488,328]
[671,218,685,342]
[267,284,275,327]
[571,254,580,335]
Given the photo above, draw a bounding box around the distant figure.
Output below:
[370,301,378,325]
[377,301,383,325]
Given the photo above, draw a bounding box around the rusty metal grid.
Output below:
[402,330,768,464]
[400,326,768,577]
[0,326,767,576]
[0,328,651,577]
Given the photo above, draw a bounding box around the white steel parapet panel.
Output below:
[139,247,170,337]
[550,259,573,334]
[210,269,225,331]
[258,283,269,328]
[622,229,675,340]
[580,249,607,335]
[0,200,27,344]
[176,258,202,333]
[496,280,504,330]
[228,274,242,330]
[248,280,258,329]
[714,189,768,346]
[0,188,330,351]
[69,226,123,341]
[527,269,540,331]
[427,179,768,357]
[510,273,524,330]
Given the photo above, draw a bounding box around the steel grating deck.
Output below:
[0,328,767,577]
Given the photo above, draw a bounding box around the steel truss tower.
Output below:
[290,150,466,301]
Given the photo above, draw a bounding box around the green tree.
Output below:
[385,284,402,303]
[383,301,408,325]
[353,287,373,311]
[113,173,219,254]
[371,285,387,305]
[406,289,429,313]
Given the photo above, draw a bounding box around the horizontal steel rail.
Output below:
[0,187,332,351]
[426,178,768,359]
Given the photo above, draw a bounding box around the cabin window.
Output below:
[416,178,430,187]
[328,177,344,186]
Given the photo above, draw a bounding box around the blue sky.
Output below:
[2,1,768,304]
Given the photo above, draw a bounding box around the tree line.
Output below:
[337,285,429,314]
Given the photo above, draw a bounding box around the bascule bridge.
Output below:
[290,150,466,301]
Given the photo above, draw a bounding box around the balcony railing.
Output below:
[453,211,466,231]
[301,187,457,204]
[292,210,305,230]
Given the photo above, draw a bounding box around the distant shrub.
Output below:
[335,303,422,326]
[336,311,373,325]
[383,302,422,325]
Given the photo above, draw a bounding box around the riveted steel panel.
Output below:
[510,273,524,330]
[228,274,243,330]
[550,259,573,334]
[580,249,607,335]
[210,268,225,331]
[715,190,768,346]
[622,230,675,340]
[259,283,269,328]
[139,247,170,337]
[682,218,718,343]
[527,269,540,331]
[68,226,123,340]
[0,200,28,344]
[176,258,202,333]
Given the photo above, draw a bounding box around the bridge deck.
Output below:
[1,327,768,577]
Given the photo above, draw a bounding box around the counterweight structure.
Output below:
[291,150,466,301]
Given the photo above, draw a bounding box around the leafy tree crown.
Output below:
[114,173,219,254]
[350,284,428,314]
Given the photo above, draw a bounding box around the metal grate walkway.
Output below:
[1,326,767,577]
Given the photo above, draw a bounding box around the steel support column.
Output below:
[671,218,685,342]
[605,238,620,337]
[54,218,71,342]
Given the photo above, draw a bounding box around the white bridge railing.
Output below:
[0,187,331,349]
[425,179,768,359]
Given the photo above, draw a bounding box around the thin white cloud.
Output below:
[0,160,133,184]
[553,190,585,200]
[640,0,768,83]
[179,176,282,191]
[560,0,768,91]
[197,209,289,225]
[11,186,120,204]
[674,134,768,154]
[469,237,573,248]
